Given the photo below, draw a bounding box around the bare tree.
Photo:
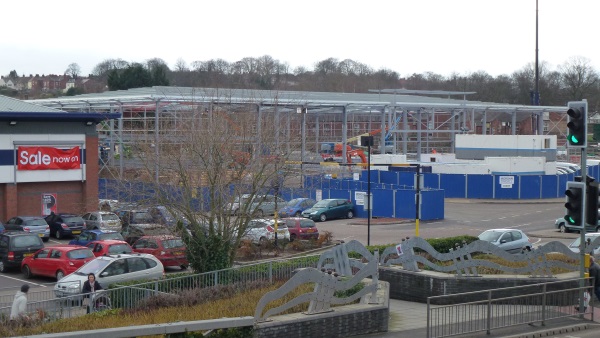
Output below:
[174,58,189,72]
[92,59,129,77]
[65,63,81,78]
[559,56,600,101]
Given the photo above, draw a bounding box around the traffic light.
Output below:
[565,181,585,226]
[566,101,588,147]
[586,181,599,226]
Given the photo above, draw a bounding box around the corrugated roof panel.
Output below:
[0,95,66,113]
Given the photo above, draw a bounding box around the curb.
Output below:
[503,323,593,338]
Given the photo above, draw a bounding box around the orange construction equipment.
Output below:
[321,145,367,164]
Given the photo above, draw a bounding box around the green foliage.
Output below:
[167,327,253,338]
[65,87,85,96]
[424,236,479,253]
[107,63,153,90]
[334,280,365,299]
[185,231,234,273]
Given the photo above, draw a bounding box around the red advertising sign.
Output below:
[17,146,81,170]
[42,193,58,216]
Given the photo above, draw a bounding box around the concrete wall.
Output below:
[254,282,390,338]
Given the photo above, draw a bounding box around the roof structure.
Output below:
[29,86,568,123]
[0,95,120,122]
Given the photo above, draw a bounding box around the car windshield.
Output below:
[478,231,502,242]
[75,259,110,275]
[162,239,184,249]
[570,236,600,248]
[63,216,83,223]
[102,213,120,221]
[286,199,302,207]
[300,220,315,228]
[67,249,94,259]
[312,200,330,208]
[13,236,42,248]
[99,232,124,241]
[108,244,132,254]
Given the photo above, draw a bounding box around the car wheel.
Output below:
[56,270,65,281]
[347,210,354,219]
[294,211,301,217]
[290,234,297,242]
[180,265,188,270]
[558,224,567,233]
[55,230,62,239]
[23,265,32,279]
[319,214,327,222]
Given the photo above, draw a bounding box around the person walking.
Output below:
[589,256,600,301]
[10,284,29,320]
[82,273,102,313]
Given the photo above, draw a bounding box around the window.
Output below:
[68,249,94,259]
[500,233,512,243]
[512,231,522,240]
[142,258,158,268]
[13,235,43,248]
[147,241,159,249]
[103,260,128,276]
[50,250,62,259]
[127,257,148,272]
[35,249,51,258]
[133,239,147,249]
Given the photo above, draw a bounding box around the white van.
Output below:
[568,233,600,255]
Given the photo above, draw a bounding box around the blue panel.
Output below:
[441,174,466,198]
[520,176,541,199]
[541,175,559,198]
[399,172,414,189]
[394,190,416,219]
[372,189,394,218]
[466,175,493,199]
[380,171,399,185]
[493,175,519,199]
[420,190,444,220]
[423,173,439,189]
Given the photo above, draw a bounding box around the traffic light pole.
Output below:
[578,149,587,316]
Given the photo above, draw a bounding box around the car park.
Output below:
[122,223,173,245]
[132,235,188,269]
[68,229,124,246]
[283,218,319,241]
[0,231,45,272]
[226,194,286,216]
[148,206,190,227]
[21,245,94,280]
[278,198,317,218]
[242,218,290,244]
[4,216,50,242]
[555,215,600,233]
[477,229,533,254]
[54,253,164,297]
[86,240,133,257]
[301,199,354,222]
[82,211,122,231]
[45,213,86,239]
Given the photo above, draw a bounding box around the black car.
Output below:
[45,213,86,239]
[0,231,45,272]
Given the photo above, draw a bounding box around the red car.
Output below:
[282,218,319,241]
[21,245,94,280]
[132,235,188,270]
[86,240,133,257]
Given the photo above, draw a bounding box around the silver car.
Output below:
[226,194,286,217]
[82,211,122,231]
[5,216,50,242]
[478,229,533,254]
[54,253,164,297]
[242,218,290,244]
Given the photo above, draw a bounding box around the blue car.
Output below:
[68,229,124,246]
[278,198,317,218]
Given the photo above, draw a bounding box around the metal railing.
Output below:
[0,254,321,323]
[426,278,594,338]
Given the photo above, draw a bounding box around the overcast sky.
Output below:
[2,0,598,79]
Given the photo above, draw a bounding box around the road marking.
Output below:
[481,219,491,222]
[0,274,47,287]
[49,239,61,244]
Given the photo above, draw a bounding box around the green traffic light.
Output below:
[568,134,581,144]
[566,215,576,225]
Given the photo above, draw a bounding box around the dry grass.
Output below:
[1,282,314,337]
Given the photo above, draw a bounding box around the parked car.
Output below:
[132,235,188,270]
[0,222,4,234]
[122,223,173,245]
[301,199,354,222]
[54,253,164,297]
[21,245,95,280]
[119,209,155,226]
[44,213,86,239]
[226,194,286,216]
[278,198,317,218]
[555,214,600,233]
[82,211,122,231]
[68,229,124,246]
[5,216,50,242]
[283,218,319,241]
[148,206,190,227]
[86,240,133,257]
[242,218,290,244]
[477,229,533,254]
[568,233,600,255]
[0,231,45,272]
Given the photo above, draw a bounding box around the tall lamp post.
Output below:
[361,136,374,246]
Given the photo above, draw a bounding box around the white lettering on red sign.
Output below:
[17,146,81,170]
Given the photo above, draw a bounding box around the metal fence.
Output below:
[0,254,320,322]
[426,278,594,338]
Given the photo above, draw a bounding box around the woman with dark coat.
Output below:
[82,273,102,313]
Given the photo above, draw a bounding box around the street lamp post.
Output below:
[361,136,374,246]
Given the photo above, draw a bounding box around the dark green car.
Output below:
[301,199,354,222]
